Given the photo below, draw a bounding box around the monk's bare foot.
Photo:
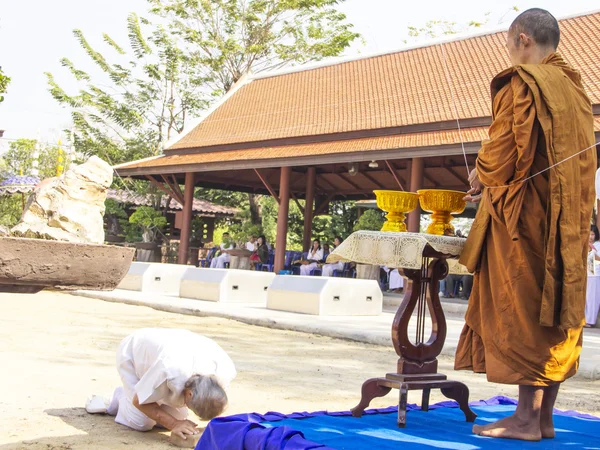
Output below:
[540,414,555,439]
[472,415,542,441]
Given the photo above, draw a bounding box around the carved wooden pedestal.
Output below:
[351,246,477,427]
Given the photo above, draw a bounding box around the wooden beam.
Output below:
[445,166,469,186]
[335,173,361,191]
[254,169,280,204]
[360,171,387,190]
[424,172,440,187]
[317,175,340,192]
[290,171,304,188]
[315,178,346,199]
[160,175,184,205]
[291,192,305,215]
[388,161,408,185]
[170,175,185,204]
[385,160,405,190]
[147,175,179,201]
[314,192,336,216]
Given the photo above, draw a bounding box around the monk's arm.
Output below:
[476,75,537,188]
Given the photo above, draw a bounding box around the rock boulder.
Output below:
[11,156,113,244]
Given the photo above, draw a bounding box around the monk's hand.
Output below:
[467,169,482,194]
[171,419,200,440]
[464,187,482,203]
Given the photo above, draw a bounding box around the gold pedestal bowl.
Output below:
[373,190,419,232]
[418,189,467,236]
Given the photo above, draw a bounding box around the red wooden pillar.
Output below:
[407,157,424,233]
[302,167,316,252]
[178,172,195,265]
[274,166,291,273]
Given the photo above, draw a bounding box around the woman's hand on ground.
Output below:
[171,419,200,440]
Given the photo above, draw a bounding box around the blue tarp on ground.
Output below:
[197,396,600,450]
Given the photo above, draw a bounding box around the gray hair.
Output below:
[184,374,228,421]
[509,8,560,50]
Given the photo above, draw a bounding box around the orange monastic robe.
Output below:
[455,54,597,386]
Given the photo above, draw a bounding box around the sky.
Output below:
[0,0,598,151]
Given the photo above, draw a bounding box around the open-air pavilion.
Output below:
[115,11,600,272]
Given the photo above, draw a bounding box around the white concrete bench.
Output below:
[267,276,382,316]
[117,262,190,296]
[180,268,275,303]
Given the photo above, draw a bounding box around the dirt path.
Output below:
[1,291,598,449]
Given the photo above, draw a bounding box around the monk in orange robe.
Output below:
[455,8,597,441]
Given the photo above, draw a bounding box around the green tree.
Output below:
[149,0,361,224]
[353,209,384,232]
[0,197,21,228]
[129,205,168,242]
[0,66,10,103]
[2,138,65,179]
[150,0,361,95]
[46,13,208,166]
[405,7,519,42]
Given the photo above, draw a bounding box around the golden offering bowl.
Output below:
[418,189,467,236]
[373,190,419,232]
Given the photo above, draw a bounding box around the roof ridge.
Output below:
[163,72,254,151]
[251,9,600,81]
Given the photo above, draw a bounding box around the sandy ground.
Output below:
[1,292,599,450]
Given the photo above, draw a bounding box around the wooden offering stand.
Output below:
[350,245,477,427]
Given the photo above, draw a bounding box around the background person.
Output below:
[300,239,323,276]
[586,226,600,327]
[322,237,345,277]
[210,232,235,268]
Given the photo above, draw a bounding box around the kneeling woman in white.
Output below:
[300,239,324,276]
[87,328,236,441]
[321,237,345,277]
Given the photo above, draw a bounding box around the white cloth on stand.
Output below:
[109,328,236,431]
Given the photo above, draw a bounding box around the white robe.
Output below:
[300,248,324,276]
[210,243,234,268]
[108,328,236,431]
[322,261,344,277]
[383,267,404,290]
[586,241,600,325]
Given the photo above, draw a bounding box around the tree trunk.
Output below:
[248,193,261,225]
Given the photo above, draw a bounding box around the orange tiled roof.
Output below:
[106,189,237,215]
[118,116,599,173]
[169,12,600,151]
[123,127,487,171]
